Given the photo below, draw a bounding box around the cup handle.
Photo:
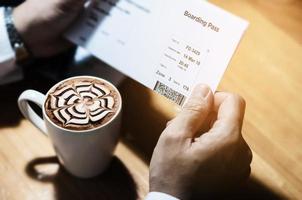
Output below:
[18,90,47,135]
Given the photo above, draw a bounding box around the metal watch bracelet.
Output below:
[4,7,32,65]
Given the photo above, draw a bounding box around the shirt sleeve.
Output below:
[145,192,180,200]
[0,7,22,85]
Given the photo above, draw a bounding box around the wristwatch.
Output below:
[4,7,32,66]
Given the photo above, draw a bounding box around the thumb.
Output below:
[165,84,213,139]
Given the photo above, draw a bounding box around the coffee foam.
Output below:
[45,78,120,131]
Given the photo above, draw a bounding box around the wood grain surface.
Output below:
[0,0,301,199]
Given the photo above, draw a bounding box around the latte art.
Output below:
[45,78,119,130]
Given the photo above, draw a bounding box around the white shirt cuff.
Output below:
[145,192,180,200]
[0,7,22,84]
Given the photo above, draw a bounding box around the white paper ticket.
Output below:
[66,0,249,106]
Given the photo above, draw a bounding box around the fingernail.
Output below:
[195,84,210,98]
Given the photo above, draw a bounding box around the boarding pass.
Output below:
[66,0,249,106]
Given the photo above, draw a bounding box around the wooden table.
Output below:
[1,0,302,199]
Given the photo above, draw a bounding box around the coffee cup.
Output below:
[18,76,122,178]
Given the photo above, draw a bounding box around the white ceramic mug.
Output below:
[18,76,122,178]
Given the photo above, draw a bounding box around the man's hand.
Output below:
[149,85,252,199]
[12,0,86,57]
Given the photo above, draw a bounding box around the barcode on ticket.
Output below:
[154,81,186,106]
